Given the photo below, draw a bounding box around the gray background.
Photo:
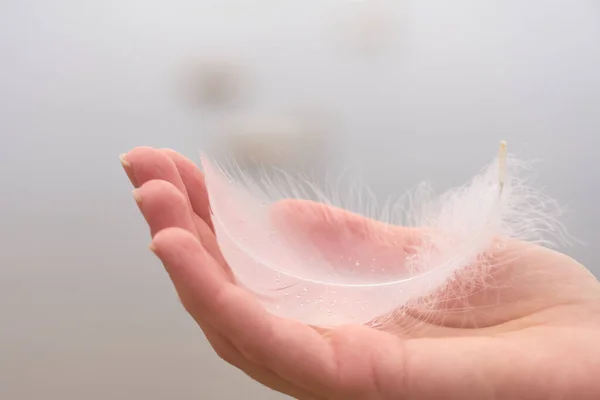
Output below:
[0,1,598,399]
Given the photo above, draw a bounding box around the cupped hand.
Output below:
[121,147,600,400]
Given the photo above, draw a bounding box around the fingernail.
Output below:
[132,189,142,205]
[119,153,131,168]
[149,243,157,254]
[120,153,139,187]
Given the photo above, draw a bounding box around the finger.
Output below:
[270,199,425,276]
[161,148,214,232]
[150,227,340,395]
[190,212,234,281]
[270,199,422,243]
[134,180,232,286]
[133,180,197,238]
[121,147,189,198]
[119,153,138,187]
[159,148,229,273]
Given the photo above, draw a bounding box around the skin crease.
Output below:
[121,147,600,400]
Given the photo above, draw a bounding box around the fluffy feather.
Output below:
[200,143,566,328]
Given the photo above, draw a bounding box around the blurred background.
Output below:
[0,0,599,398]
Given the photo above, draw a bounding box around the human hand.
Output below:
[121,147,600,399]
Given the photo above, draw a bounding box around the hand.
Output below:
[121,147,600,399]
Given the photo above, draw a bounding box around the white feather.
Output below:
[200,143,565,328]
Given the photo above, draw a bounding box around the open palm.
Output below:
[121,147,600,399]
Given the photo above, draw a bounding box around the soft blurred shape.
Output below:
[0,1,599,399]
[332,0,410,57]
[180,56,248,108]
[214,112,329,169]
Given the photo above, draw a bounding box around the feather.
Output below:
[200,142,566,328]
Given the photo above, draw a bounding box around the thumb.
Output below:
[269,198,424,276]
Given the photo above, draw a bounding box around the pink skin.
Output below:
[121,147,600,400]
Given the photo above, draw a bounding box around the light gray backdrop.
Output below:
[1,1,598,399]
